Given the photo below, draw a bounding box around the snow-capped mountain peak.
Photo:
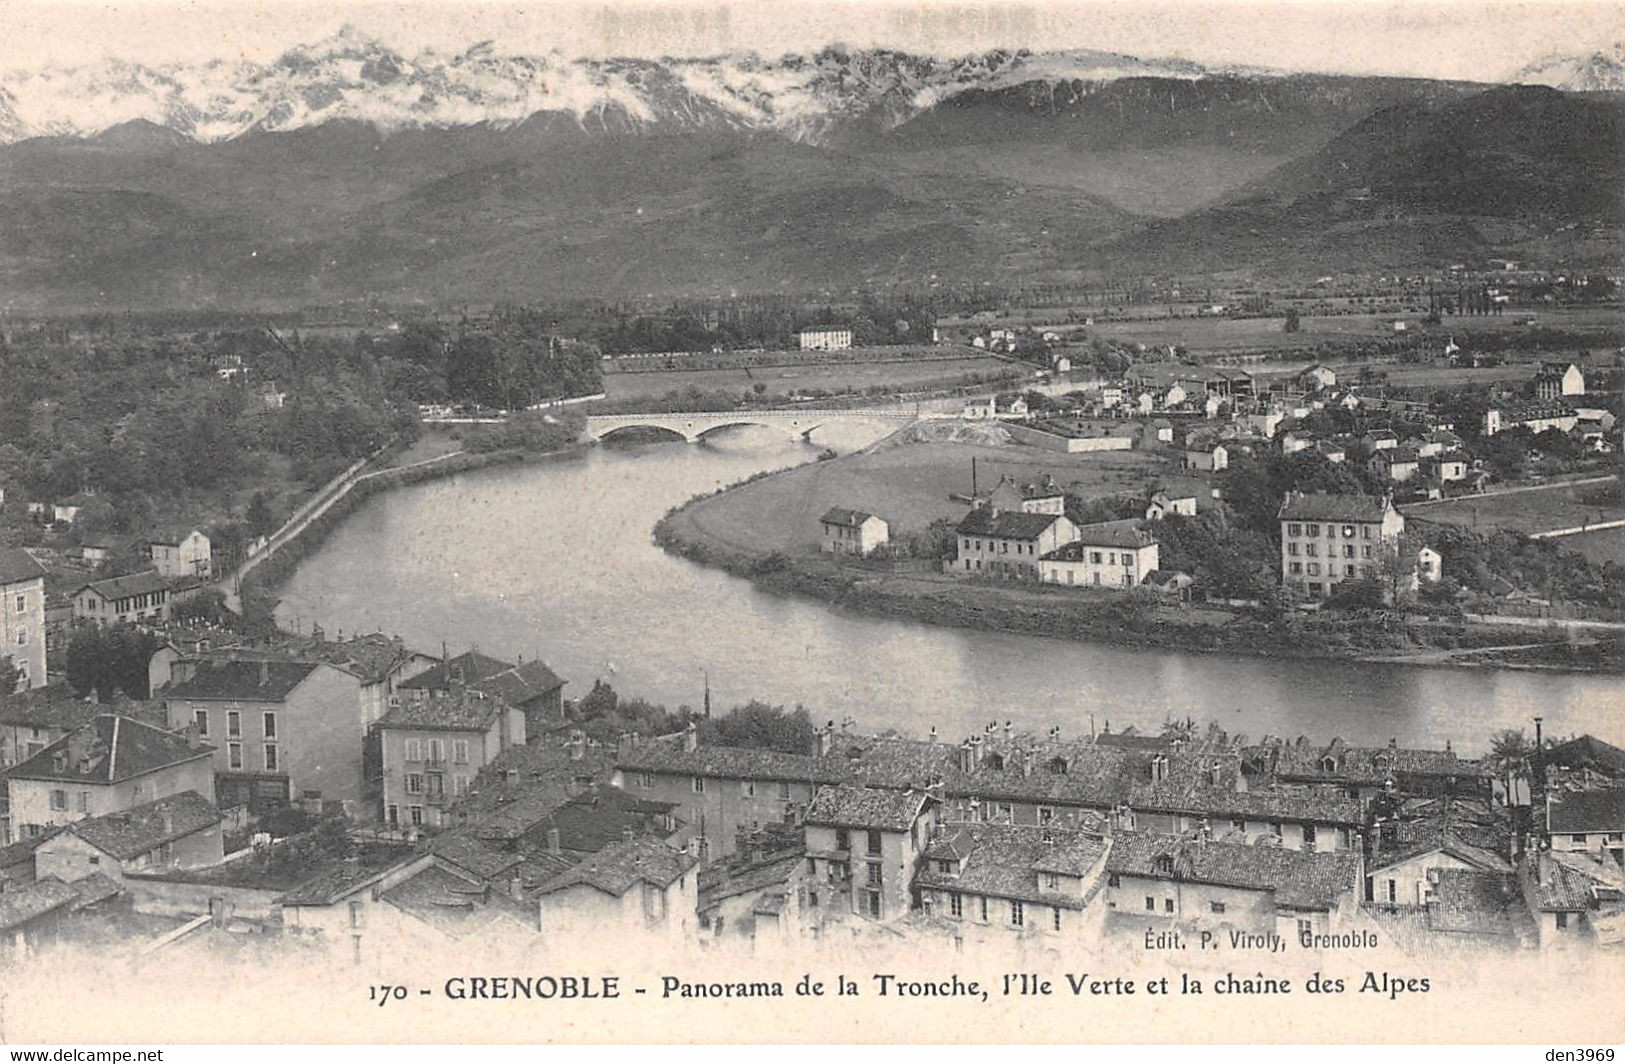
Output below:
[1511,42,1625,92]
[0,31,1219,145]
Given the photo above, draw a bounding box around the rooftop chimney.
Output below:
[258,660,270,686]
[928,726,937,745]
[682,721,698,753]
[569,731,585,761]
[1003,720,1013,742]
[546,827,561,855]
[958,740,976,775]
[815,723,833,757]
[510,873,524,904]
[161,807,175,839]
[504,768,520,787]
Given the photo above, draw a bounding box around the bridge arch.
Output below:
[595,423,693,444]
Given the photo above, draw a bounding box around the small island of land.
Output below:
[654,421,1625,672]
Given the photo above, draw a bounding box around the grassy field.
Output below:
[600,355,1022,401]
[675,435,1172,555]
[1559,527,1625,566]
[1409,480,1624,537]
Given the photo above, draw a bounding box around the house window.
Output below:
[1571,833,1587,844]
[1306,524,1319,537]
[866,862,882,887]
[1307,563,1321,576]
[867,891,881,918]
[263,712,277,739]
[1210,902,1226,914]
[227,711,241,738]
[76,791,88,813]
[1290,562,1302,575]
[409,806,423,826]
[1556,912,1570,930]
[228,743,243,770]
[1053,907,1063,931]
[49,789,66,811]
[692,777,705,794]
[15,629,26,645]
[1145,896,1156,912]
[835,828,850,851]
[741,780,756,797]
[1164,898,1174,913]
[636,772,653,789]
[427,739,445,764]
[1297,918,1313,940]
[264,744,278,772]
[451,739,469,764]
[1342,526,1355,538]
[404,739,422,762]
[14,595,23,613]
[949,893,963,919]
[453,775,470,797]
[1089,552,1102,564]
[867,829,882,856]
[405,773,424,795]
[1108,874,1120,888]
[1303,824,1318,850]
[194,710,209,736]
[1045,872,1059,890]
[1288,523,1301,537]
[1010,900,1024,927]
[1387,879,1396,903]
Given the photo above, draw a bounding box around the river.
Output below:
[276,431,1623,752]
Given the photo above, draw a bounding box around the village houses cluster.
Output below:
[1,602,1621,961]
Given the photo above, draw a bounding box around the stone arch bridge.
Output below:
[583,408,923,443]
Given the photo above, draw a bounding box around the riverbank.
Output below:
[238,440,591,627]
[652,462,1624,674]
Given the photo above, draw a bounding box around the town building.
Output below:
[1534,361,1585,400]
[818,508,890,557]
[372,689,527,830]
[1181,441,1229,472]
[1277,492,1405,600]
[1518,850,1625,949]
[954,509,1079,580]
[1545,788,1625,868]
[696,832,810,945]
[1367,446,1422,484]
[1298,364,1337,391]
[1144,491,1197,521]
[1103,830,1361,940]
[163,659,365,813]
[985,474,1066,516]
[396,650,515,702]
[913,823,1111,944]
[1038,521,1160,589]
[1483,402,1579,437]
[804,784,937,922]
[0,549,47,691]
[797,328,853,352]
[3,715,214,843]
[0,687,96,772]
[33,791,224,883]
[535,835,699,943]
[148,529,212,579]
[72,571,177,626]
[470,659,569,736]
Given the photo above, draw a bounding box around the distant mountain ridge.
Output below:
[1512,43,1625,93]
[0,27,1226,146]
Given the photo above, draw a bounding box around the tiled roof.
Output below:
[805,785,931,831]
[79,570,173,601]
[820,507,878,528]
[1546,788,1625,834]
[457,741,618,841]
[1129,782,1363,827]
[1370,826,1511,875]
[914,824,1109,909]
[305,632,418,684]
[1106,831,1360,911]
[428,832,523,881]
[1252,737,1492,785]
[69,791,220,860]
[1546,736,1625,778]
[378,863,534,938]
[1524,850,1625,911]
[0,876,79,931]
[699,851,806,909]
[1372,446,1421,464]
[376,690,506,733]
[520,783,679,856]
[398,651,515,691]
[0,827,63,873]
[1426,870,1532,939]
[537,836,696,897]
[1043,520,1155,555]
[955,509,1065,541]
[5,715,210,784]
[471,659,567,705]
[1277,492,1394,523]
[278,846,419,906]
[0,686,98,731]
[67,872,123,907]
[0,548,47,586]
[165,659,321,702]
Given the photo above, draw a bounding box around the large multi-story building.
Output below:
[804,784,937,921]
[0,549,47,691]
[797,328,852,352]
[954,509,1079,580]
[148,529,212,579]
[1278,492,1405,600]
[72,571,178,626]
[372,689,526,830]
[1039,521,1160,589]
[2,714,214,843]
[163,659,364,812]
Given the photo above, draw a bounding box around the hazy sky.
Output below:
[0,0,1619,78]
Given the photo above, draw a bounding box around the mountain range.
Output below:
[0,31,1621,309]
